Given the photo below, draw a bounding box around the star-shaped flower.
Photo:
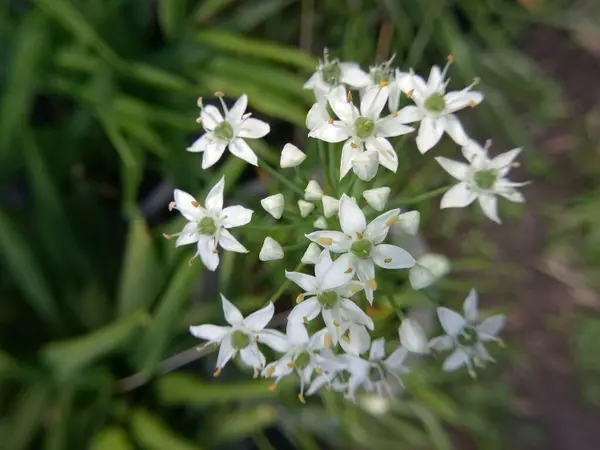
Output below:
[166,177,252,271]
[306,195,415,303]
[189,295,276,376]
[188,94,270,168]
[436,139,527,223]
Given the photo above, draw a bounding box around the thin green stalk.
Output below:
[317,140,333,193]
[267,263,304,304]
[389,185,451,207]
[327,142,339,196]
[258,157,304,196]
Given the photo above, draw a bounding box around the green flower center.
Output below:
[350,239,373,259]
[295,351,312,370]
[368,364,385,382]
[473,169,497,190]
[354,117,375,140]
[457,327,478,347]
[198,217,217,236]
[317,291,338,310]
[231,330,251,350]
[213,121,234,141]
[424,93,446,113]
[372,69,390,85]
[322,61,342,85]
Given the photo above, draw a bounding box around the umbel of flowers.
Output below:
[165,50,523,403]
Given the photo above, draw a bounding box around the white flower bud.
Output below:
[409,253,450,290]
[260,193,284,219]
[399,318,429,354]
[304,180,323,201]
[362,186,390,211]
[313,216,328,229]
[298,200,314,217]
[321,195,339,218]
[301,243,322,264]
[351,150,378,181]
[259,237,284,261]
[280,143,306,168]
[397,210,420,235]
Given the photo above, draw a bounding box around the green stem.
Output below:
[267,262,304,304]
[317,140,333,193]
[389,184,451,207]
[328,142,339,196]
[258,157,305,196]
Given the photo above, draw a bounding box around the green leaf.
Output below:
[158,0,187,41]
[0,210,60,326]
[42,309,149,380]
[117,217,165,316]
[90,427,134,450]
[0,349,17,378]
[0,384,49,450]
[212,406,278,443]
[130,409,204,450]
[410,402,453,450]
[196,29,317,69]
[157,373,278,406]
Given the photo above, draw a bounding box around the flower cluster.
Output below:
[164,50,521,403]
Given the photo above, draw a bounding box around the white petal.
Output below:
[189,324,231,342]
[327,85,355,122]
[440,182,477,209]
[205,176,224,212]
[229,138,258,166]
[340,63,371,88]
[364,209,400,244]
[443,348,469,372]
[240,345,265,369]
[321,308,343,342]
[435,157,469,180]
[226,94,247,122]
[309,121,350,143]
[409,253,450,290]
[496,184,525,203]
[307,375,331,396]
[258,329,289,352]
[478,194,500,223]
[354,258,375,303]
[176,222,200,247]
[238,118,270,139]
[321,195,340,218]
[351,149,379,181]
[427,65,443,91]
[429,335,454,351]
[437,307,466,336]
[461,139,486,163]
[340,139,362,179]
[200,105,223,131]
[306,230,352,253]
[392,105,423,123]
[286,320,309,346]
[303,72,318,89]
[363,187,390,212]
[260,193,284,219]
[416,117,445,154]
[463,289,479,323]
[288,298,321,323]
[285,270,319,293]
[442,114,469,146]
[399,318,429,354]
[314,249,334,283]
[365,137,398,172]
[385,347,408,370]
[320,253,354,291]
[375,116,415,137]
[243,302,274,332]
[218,228,248,253]
[221,205,253,228]
[372,244,415,269]
[339,194,366,237]
[259,237,284,261]
[340,324,371,356]
[187,134,208,153]
[221,294,244,325]
[445,91,484,113]
[216,336,235,368]
[490,148,521,175]
[197,236,219,271]
[297,200,315,218]
[397,210,420,235]
[360,85,389,119]
[304,180,324,201]
[301,243,322,265]
[202,141,228,169]
[306,103,330,131]
[477,315,506,339]
[173,189,203,222]
[369,338,386,361]
[280,143,306,168]
[308,328,329,350]
[340,298,374,330]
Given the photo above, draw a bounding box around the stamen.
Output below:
[255,335,259,342]
[333,321,340,327]
[162,233,173,240]
[253,368,259,378]
[351,143,358,148]
[368,279,377,291]
[512,162,520,168]
[344,268,353,274]
[189,256,195,266]
[214,342,220,348]
[317,237,333,245]
[296,294,305,304]
[385,216,399,227]
[269,385,277,391]
[342,334,350,343]
[406,89,414,99]
[213,368,221,377]
[168,201,176,211]
[214,91,225,97]
[393,111,398,117]
[384,258,392,263]
[378,81,389,88]
[195,118,202,124]
[447,55,454,64]
[324,334,332,348]
[347,91,353,101]
[196,97,203,108]
[215,93,229,114]
[469,100,477,108]
[191,200,199,207]
[298,393,306,404]
[315,368,323,375]
[350,284,361,293]
[303,316,309,324]
[266,367,275,377]
[356,232,364,239]
[212,249,218,254]
[328,119,334,124]
[287,362,296,368]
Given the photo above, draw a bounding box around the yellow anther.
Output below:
[287,362,296,368]
[385,216,399,227]
[213,368,222,377]
[469,100,477,108]
[333,321,340,328]
[351,143,358,148]
[344,268,353,274]
[168,201,176,211]
[303,317,309,325]
[379,81,389,88]
[406,89,414,99]
[347,91,353,101]
[197,97,203,107]
[296,294,305,304]
[215,91,225,97]
[189,256,195,266]
[447,55,454,64]
[191,200,199,207]
[328,119,334,124]
[315,368,323,375]
[298,393,306,404]
[317,237,333,246]
[512,162,521,168]
[162,233,173,240]
[266,367,275,377]
[195,118,202,124]
[255,335,259,342]
[212,249,218,254]
[324,334,332,348]
[384,258,392,263]
[350,284,362,293]
[342,334,351,343]
[253,368,259,379]
[368,279,377,291]
[269,384,277,391]
[356,232,364,239]
[393,111,398,117]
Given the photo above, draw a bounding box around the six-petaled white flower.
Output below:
[429,289,505,377]
[188,94,270,168]
[166,177,252,271]
[437,139,527,223]
[307,195,415,303]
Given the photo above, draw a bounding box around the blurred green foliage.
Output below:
[0,0,577,449]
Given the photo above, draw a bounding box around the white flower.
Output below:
[286,250,372,341]
[367,56,396,88]
[298,200,315,218]
[260,193,284,219]
[396,210,420,235]
[280,143,306,168]
[387,68,412,113]
[398,318,429,354]
[409,253,450,290]
[308,85,414,178]
[304,49,371,102]
[313,216,328,230]
[437,139,527,223]
[351,149,379,181]
[306,195,415,303]
[429,289,506,377]
[362,187,390,211]
[261,321,328,403]
[321,195,339,218]
[189,295,274,375]
[166,177,252,271]
[188,94,269,168]
[338,323,371,356]
[304,180,324,201]
[401,60,483,153]
[301,243,322,264]
[259,237,284,261]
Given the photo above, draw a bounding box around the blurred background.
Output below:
[1,0,600,449]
